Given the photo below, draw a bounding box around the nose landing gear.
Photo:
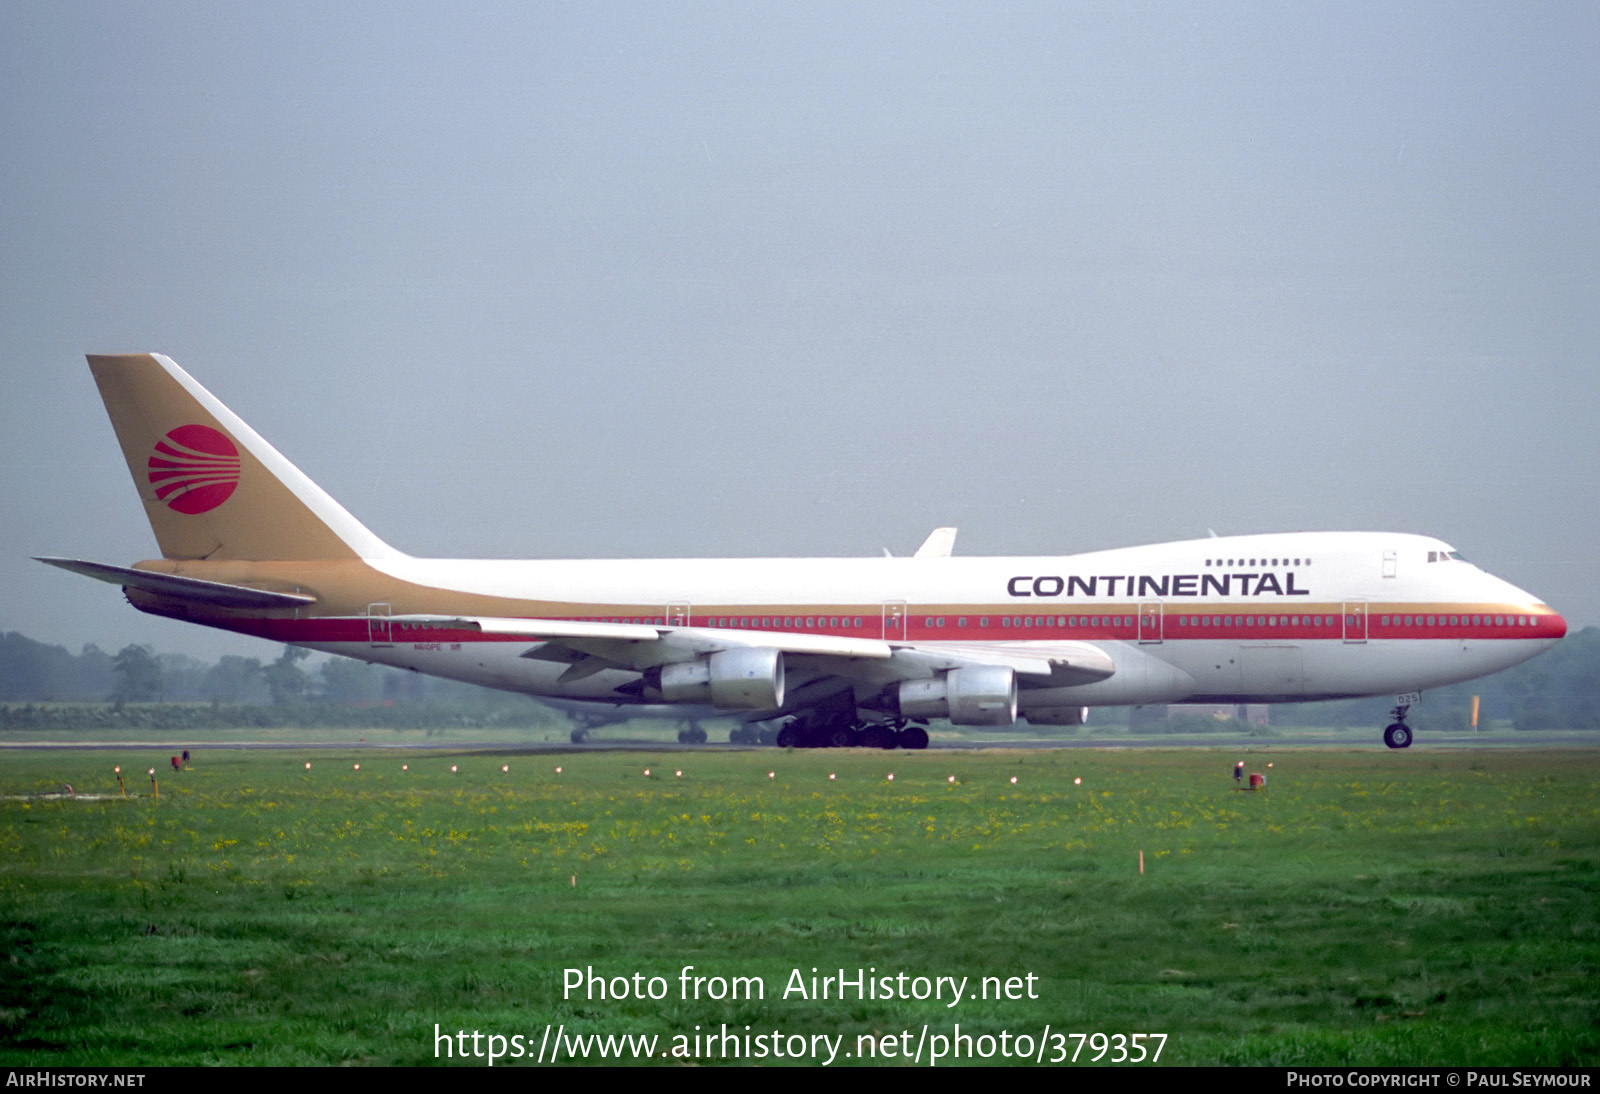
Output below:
[1383,703,1413,749]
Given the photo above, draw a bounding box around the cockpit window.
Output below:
[1427,549,1469,563]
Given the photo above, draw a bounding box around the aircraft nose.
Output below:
[1549,610,1568,639]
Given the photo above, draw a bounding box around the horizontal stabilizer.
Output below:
[34,557,316,611]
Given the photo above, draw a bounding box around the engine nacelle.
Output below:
[897,665,1018,726]
[1024,706,1089,727]
[657,648,785,710]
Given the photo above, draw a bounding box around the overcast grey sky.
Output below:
[4,1,1597,660]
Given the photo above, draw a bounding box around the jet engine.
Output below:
[653,648,785,710]
[896,665,1018,726]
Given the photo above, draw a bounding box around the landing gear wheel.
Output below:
[570,727,589,744]
[776,722,799,748]
[824,726,854,748]
[899,726,929,750]
[859,725,895,750]
[1383,723,1412,749]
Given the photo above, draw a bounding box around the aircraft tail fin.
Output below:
[85,353,398,561]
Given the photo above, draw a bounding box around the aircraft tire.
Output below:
[776,723,799,748]
[860,725,895,750]
[1383,723,1412,749]
[899,726,930,750]
[570,728,589,744]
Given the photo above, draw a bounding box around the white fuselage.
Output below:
[276,530,1561,719]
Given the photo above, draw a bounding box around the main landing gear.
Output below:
[767,692,929,749]
[1383,703,1413,750]
[773,717,929,750]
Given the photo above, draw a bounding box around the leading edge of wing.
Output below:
[402,616,893,659]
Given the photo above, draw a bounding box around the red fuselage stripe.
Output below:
[161,604,1565,645]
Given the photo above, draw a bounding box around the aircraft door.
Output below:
[883,601,907,641]
[1342,600,1368,644]
[667,602,691,627]
[367,603,393,647]
[1383,550,1397,578]
[1138,601,1163,644]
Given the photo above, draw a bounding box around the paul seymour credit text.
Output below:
[433,965,1170,1065]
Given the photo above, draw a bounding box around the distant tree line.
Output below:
[0,631,561,731]
[1,632,496,706]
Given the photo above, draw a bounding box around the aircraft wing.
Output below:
[395,615,1115,686]
[393,615,892,661]
[888,640,1116,686]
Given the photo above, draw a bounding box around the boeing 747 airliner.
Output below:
[39,354,1566,749]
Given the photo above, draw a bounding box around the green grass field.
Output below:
[2,745,1597,1066]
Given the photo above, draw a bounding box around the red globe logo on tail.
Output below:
[147,424,240,514]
